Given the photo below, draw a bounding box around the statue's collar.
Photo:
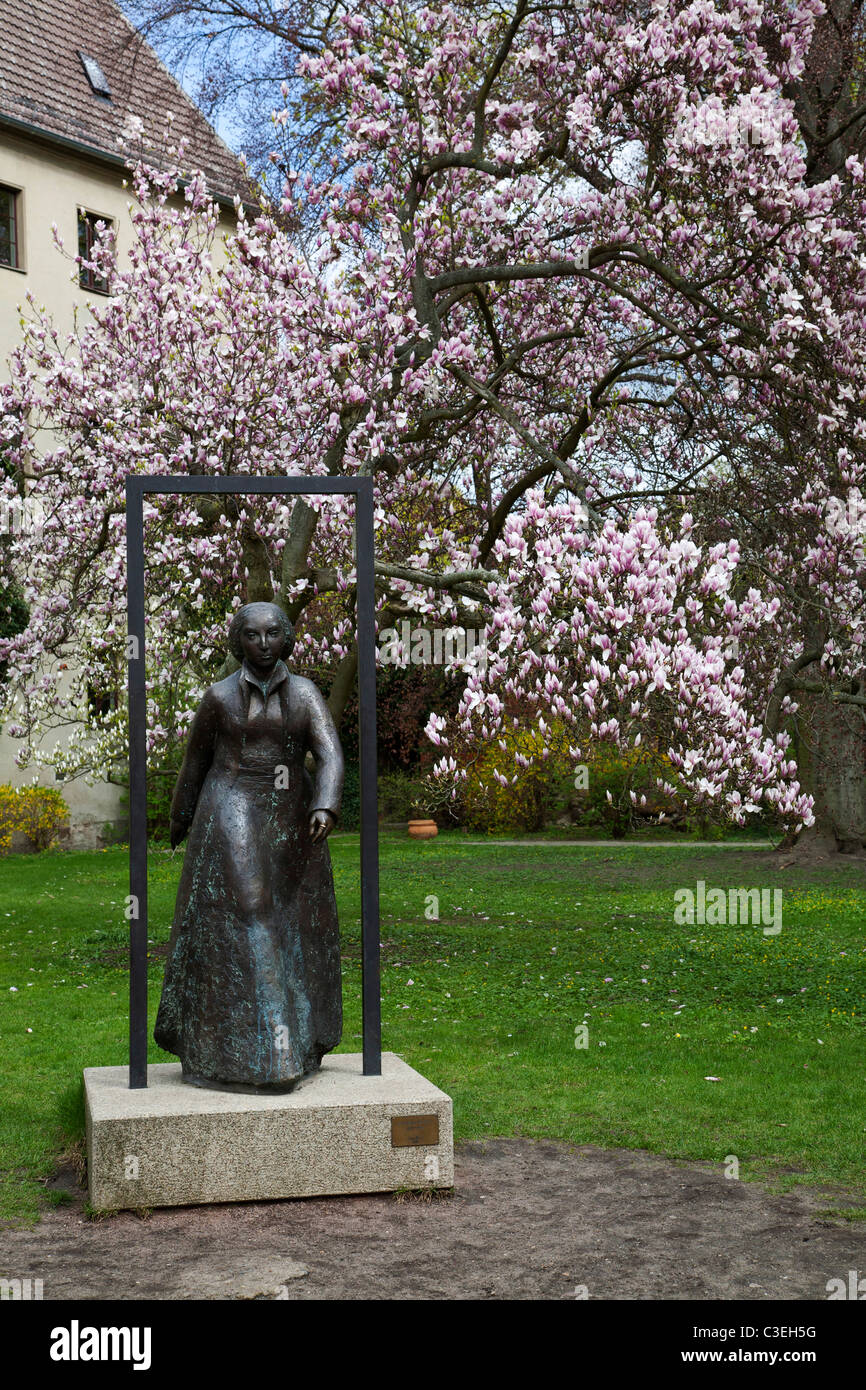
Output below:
[240,658,289,703]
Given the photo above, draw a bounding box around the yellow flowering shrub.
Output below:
[0,785,69,854]
[0,785,17,854]
[459,727,689,836]
[461,723,573,832]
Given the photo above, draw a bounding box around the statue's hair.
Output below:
[228,602,296,662]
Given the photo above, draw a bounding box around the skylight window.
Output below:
[79,52,111,100]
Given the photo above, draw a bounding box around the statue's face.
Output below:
[239,605,286,673]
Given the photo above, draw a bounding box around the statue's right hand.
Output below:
[169,821,186,850]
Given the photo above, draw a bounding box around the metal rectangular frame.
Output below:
[125,474,381,1088]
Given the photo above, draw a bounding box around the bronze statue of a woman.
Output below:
[154,601,344,1092]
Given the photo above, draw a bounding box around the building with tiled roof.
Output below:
[0,0,244,205]
[0,0,246,846]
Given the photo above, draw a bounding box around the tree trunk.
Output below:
[327,644,358,728]
[786,685,866,858]
[280,498,318,621]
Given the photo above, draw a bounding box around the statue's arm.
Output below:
[169,690,219,848]
[305,684,345,823]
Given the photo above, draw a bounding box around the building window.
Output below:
[0,186,20,269]
[77,208,112,293]
[78,52,112,101]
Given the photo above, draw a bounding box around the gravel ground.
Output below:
[1,1138,864,1301]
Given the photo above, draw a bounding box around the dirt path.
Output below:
[462,840,775,848]
[1,1139,863,1301]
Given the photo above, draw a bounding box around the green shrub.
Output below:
[146,751,183,842]
[340,761,360,830]
[573,745,686,836]
[0,576,29,685]
[376,768,433,822]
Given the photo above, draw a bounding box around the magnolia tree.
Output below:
[2,0,866,846]
[427,496,809,823]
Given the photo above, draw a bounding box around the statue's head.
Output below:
[228,601,296,668]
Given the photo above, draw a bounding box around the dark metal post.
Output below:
[125,479,148,1088]
[355,477,382,1074]
[124,475,381,1086]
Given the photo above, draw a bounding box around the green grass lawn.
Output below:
[1,834,864,1224]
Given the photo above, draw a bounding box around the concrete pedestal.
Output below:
[84,1052,453,1211]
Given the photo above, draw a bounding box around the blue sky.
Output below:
[121,2,275,155]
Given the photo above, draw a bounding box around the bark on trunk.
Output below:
[786,684,866,858]
[327,644,358,727]
[280,498,318,622]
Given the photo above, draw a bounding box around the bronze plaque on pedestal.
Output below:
[391,1114,440,1147]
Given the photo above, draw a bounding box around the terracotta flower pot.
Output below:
[407,818,438,839]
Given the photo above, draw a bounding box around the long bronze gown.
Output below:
[154,658,344,1090]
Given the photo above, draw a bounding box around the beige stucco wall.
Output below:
[1,127,236,847]
[1,131,134,362]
